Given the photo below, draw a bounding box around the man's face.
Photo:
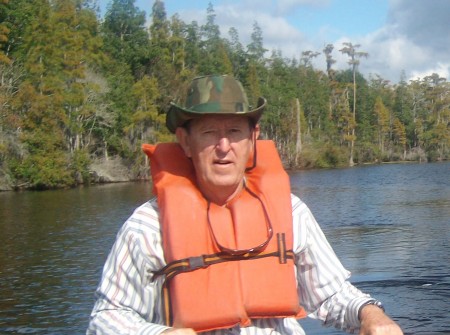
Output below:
[176,115,259,204]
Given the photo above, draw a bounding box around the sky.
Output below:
[99,0,450,84]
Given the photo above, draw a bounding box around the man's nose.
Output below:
[216,135,231,152]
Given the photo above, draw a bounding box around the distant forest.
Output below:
[0,0,449,190]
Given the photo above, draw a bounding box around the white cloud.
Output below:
[164,0,450,83]
[256,15,309,57]
[308,0,450,83]
[387,0,450,54]
[352,27,429,82]
[410,62,450,82]
[185,1,309,58]
[378,0,450,81]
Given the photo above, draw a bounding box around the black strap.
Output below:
[150,233,293,282]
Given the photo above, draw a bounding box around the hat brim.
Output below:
[166,97,266,133]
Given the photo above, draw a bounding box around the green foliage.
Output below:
[11,149,75,189]
[298,143,348,169]
[71,149,91,183]
[0,0,11,64]
[102,0,150,77]
[0,0,448,190]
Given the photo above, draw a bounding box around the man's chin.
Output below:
[209,178,242,191]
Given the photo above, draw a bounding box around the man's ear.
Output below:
[250,123,260,147]
[175,127,192,158]
[254,124,261,140]
[245,124,260,171]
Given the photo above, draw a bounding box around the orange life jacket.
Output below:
[142,140,306,332]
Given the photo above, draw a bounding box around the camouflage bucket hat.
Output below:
[166,75,266,133]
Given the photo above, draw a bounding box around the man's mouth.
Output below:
[214,160,232,165]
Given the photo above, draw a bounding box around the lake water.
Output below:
[0,161,449,335]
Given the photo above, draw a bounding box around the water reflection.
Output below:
[291,162,450,335]
[0,183,153,334]
[0,162,449,335]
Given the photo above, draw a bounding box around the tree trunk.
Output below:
[295,98,302,165]
[349,67,356,166]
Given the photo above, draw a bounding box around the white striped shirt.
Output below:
[87,194,373,335]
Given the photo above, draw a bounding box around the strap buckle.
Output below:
[188,256,206,270]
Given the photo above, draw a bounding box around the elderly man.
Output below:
[87,75,403,335]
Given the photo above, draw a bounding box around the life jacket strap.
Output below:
[151,233,295,327]
[150,233,293,282]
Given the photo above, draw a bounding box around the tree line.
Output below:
[0,0,449,190]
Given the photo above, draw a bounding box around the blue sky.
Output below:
[281,0,388,38]
[99,0,450,83]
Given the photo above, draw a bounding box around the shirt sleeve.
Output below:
[87,199,170,335]
[291,194,374,333]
